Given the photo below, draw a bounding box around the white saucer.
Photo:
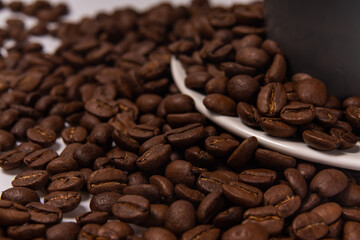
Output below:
[171,56,360,170]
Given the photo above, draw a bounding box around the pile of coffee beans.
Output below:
[169,1,360,151]
[0,0,360,239]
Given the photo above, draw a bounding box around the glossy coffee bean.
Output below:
[12,170,49,190]
[44,191,81,213]
[222,222,269,240]
[23,148,58,169]
[0,200,30,225]
[181,225,220,240]
[47,171,84,192]
[257,82,287,117]
[203,93,237,116]
[142,227,177,240]
[90,191,122,213]
[222,181,263,208]
[27,125,56,147]
[310,169,348,197]
[213,206,243,229]
[0,149,26,170]
[112,195,150,224]
[1,187,39,205]
[197,191,225,224]
[165,200,196,235]
[87,168,127,195]
[26,202,63,225]
[291,212,328,240]
[46,222,80,240]
[7,224,46,240]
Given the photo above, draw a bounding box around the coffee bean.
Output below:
[260,117,297,138]
[237,102,261,127]
[330,128,358,150]
[335,183,360,207]
[213,206,243,229]
[12,170,49,190]
[47,171,84,192]
[73,143,103,168]
[255,148,296,170]
[137,144,171,171]
[112,195,150,224]
[235,47,269,69]
[310,202,342,225]
[295,78,328,106]
[90,191,122,213]
[1,187,39,205]
[238,168,277,189]
[175,183,204,205]
[46,156,79,175]
[298,193,321,213]
[7,224,46,240]
[222,222,269,240]
[23,148,58,169]
[11,117,36,140]
[227,136,258,168]
[87,168,127,195]
[140,204,168,227]
[149,175,175,203]
[167,113,206,128]
[197,171,233,194]
[99,221,135,240]
[61,126,87,144]
[112,128,140,153]
[165,123,207,148]
[197,191,225,224]
[291,212,328,240]
[0,129,15,151]
[27,125,56,147]
[181,225,220,240]
[297,163,317,181]
[89,123,114,149]
[76,211,109,225]
[128,171,149,186]
[242,205,284,235]
[44,191,81,213]
[165,200,196,235]
[0,200,30,225]
[142,227,177,240]
[310,169,348,197]
[205,135,240,157]
[227,75,259,102]
[164,94,195,114]
[280,102,315,125]
[264,54,286,83]
[284,168,307,199]
[26,202,63,225]
[222,181,263,208]
[105,147,138,171]
[78,224,101,240]
[203,93,237,116]
[0,150,27,170]
[46,222,80,240]
[123,184,161,203]
[343,221,360,240]
[257,82,287,117]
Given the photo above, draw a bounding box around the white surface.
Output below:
[0,0,254,225]
[171,56,360,170]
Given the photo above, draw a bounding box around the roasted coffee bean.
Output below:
[242,205,284,235]
[76,211,109,225]
[78,224,101,240]
[181,225,220,240]
[197,191,225,224]
[90,192,122,213]
[315,107,340,126]
[7,224,46,240]
[27,125,56,147]
[261,39,283,56]
[149,175,175,203]
[257,82,287,117]
[46,222,80,240]
[136,94,162,113]
[89,123,114,149]
[128,171,149,186]
[227,136,258,168]
[335,183,360,207]
[0,109,19,130]
[255,148,296,170]
[142,227,177,240]
[0,129,16,151]
[112,128,140,153]
[295,78,328,106]
[343,207,360,222]
[164,94,195,114]
[0,150,27,170]
[11,117,36,140]
[16,142,42,155]
[97,221,134,239]
[44,191,81,213]
[197,171,234,194]
[297,163,317,181]
[23,148,58,169]
[310,168,348,197]
[46,156,79,175]
[213,206,243,229]
[222,222,269,240]
[0,200,30,225]
[175,183,204,205]
[185,146,215,168]
[127,124,160,143]
[310,202,342,225]
[238,169,277,189]
[167,113,206,128]
[203,93,237,116]
[227,75,259,102]
[1,187,39,205]
[26,202,62,225]
[264,54,286,83]
[260,117,297,138]
[330,128,358,150]
[280,102,315,125]
[84,98,117,119]
[235,47,269,69]
[73,143,103,168]
[12,170,49,190]
[47,171,84,192]
[298,193,322,213]
[291,212,328,240]
[343,221,360,240]
[165,160,200,187]
[222,181,263,208]
[39,115,64,134]
[61,126,87,144]
[264,184,301,218]
[165,123,207,148]
[165,200,196,235]
[105,147,138,171]
[112,195,150,224]
[123,184,161,203]
[87,168,127,195]
[140,204,169,227]
[204,135,240,157]
[237,102,262,127]
[137,144,171,171]
[284,168,307,199]
[139,135,166,155]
